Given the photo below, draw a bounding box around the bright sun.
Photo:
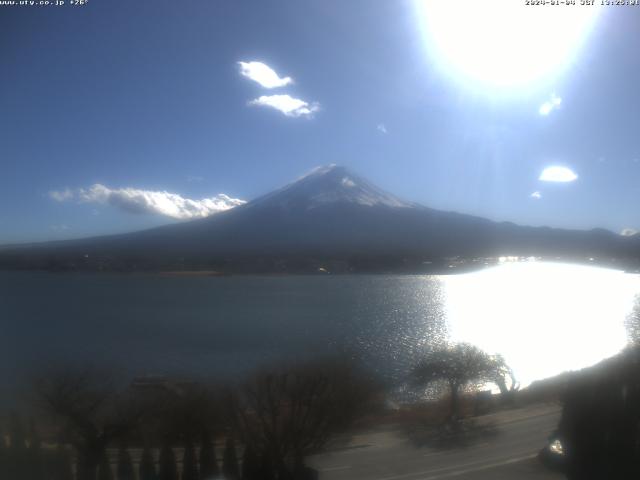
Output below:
[415,0,601,89]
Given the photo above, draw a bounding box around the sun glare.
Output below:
[443,262,639,388]
[415,0,600,89]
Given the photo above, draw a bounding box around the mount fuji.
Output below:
[1,165,638,272]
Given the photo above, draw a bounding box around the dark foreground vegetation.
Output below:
[0,343,522,480]
[0,360,374,480]
[4,339,640,479]
[556,345,640,479]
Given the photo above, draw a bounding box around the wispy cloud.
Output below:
[530,191,542,199]
[621,228,638,237]
[539,166,578,183]
[238,61,293,89]
[539,93,562,116]
[49,188,74,202]
[377,124,388,134]
[248,94,319,118]
[49,185,245,220]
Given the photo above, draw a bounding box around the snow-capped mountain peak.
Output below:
[249,164,415,210]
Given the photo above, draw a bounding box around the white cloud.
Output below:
[49,188,74,202]
[50,184,247,220]
[50,224,70,232]
[539,93,562,116]
[248,94,319,118]
[238,61,293,89]
[621,228,638,237]
[78,184,245,219]
[539,166,578,183]
[377,124,388,134]
[530,191,542,199]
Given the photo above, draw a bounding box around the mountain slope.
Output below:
[1,165,638,272]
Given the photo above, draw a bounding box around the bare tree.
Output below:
[147,381,220,448]
[241,443,260,480]
[230,360,372,479]
[412,343,497,421]
[489,354,519,402]
[158,442,178,480]
[6,413,28,480]
[199,429,219,479]
[138,445,156,480]
[181,439,198,480]
[116,444,135,480]
[222,437,240,480]
[36,370,147,480]
[97,451,113,480]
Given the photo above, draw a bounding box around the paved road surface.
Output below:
[309,403,564,480]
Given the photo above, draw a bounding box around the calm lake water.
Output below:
[1,262,639,401]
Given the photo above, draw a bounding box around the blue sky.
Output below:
[1,0,640,243]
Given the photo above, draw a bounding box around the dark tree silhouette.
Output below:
[258,453,275,480]
[28,418,44,480]
[0,433,5,480]
[37,370,147,480]
[413,343,497,421]
[116,445,135,480]
[241,444,260,480]
[97,451,114,480]
[54,447,74,480]
[231,361,371,479]
[28,418,41,451]
[138,445,156,480]
[9,412,27,451]
[222,437,240,480]
[158,442,178,480]
[559,345,640,479]
[199,430,219,479]
[7,412,28,480]
[182,439,199,480]
[153,382,218,447]
[484,354,520,405]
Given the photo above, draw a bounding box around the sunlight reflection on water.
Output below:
[442,261,640,387]
[1,265,638,403]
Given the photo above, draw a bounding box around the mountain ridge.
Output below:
[1,165,638,273]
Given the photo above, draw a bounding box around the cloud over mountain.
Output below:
[50,184,245,219]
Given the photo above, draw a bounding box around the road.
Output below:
[308,403,564,480]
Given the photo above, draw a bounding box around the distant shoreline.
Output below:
[157,270,229,277]
[0,256,638,276]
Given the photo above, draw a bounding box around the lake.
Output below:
[1,261,639,402]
